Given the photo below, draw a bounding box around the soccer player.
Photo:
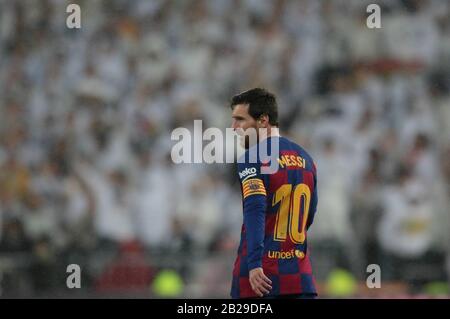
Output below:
[229,88,318,299]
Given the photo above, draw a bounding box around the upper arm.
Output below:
[237,161,268,202]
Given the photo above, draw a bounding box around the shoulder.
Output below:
[285,137,317,173]
[237,142,263,169]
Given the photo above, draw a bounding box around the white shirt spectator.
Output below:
[377,178,434,258]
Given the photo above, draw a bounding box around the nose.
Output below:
[231,119,239,131]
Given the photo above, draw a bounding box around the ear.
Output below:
[258,114,270,127]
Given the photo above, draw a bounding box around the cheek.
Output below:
[242,120,256,131]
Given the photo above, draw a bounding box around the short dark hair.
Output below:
[230,88,279,126]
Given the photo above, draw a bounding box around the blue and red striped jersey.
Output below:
[231,136,318,299]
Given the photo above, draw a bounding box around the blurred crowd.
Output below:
[0,0,449,297]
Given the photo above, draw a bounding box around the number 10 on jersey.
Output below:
[272,183,311,244]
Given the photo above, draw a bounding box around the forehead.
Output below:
[231,104,250,117]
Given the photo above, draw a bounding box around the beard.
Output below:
[240,133,259,149]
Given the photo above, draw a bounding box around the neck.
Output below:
[258,126,280,142]
[269,127,280,138]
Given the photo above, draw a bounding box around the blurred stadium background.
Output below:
[1,0,450,298]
